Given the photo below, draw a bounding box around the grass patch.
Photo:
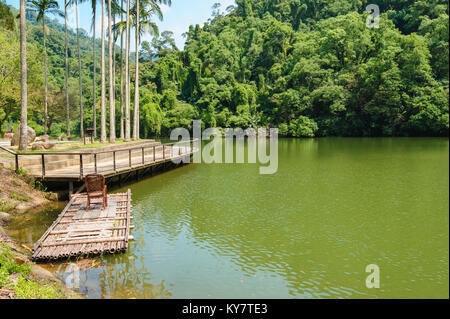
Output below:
[10,179,21,186]
[9,192,30,202]
[0,199,15,213]
[13,277,66,299]
[0,244,31,277]
[0,244,67,299]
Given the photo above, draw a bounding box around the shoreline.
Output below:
[0,167,82,299]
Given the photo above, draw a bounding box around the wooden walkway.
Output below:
[0,140,196,182]
[31,190,133,262]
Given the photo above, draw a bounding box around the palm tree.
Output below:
[100,0,106,143]
[67,0,84,138]
[131,0,168,140]
[19,0,27,151]
[90,0,97,139]
[132,0,139,141]
[108,0,115,143]
[124,0,130,141]
[76,0,83,139]
[119,0,124,139]
[26,0,62,136]
[64,0,70,137]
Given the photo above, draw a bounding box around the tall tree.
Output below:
[132,0,168,140]
[64,0,70,137]
[19,0,27,150]
[26,0,62,136]
[132,0,139,140]
[108,0,115,142]
[124,0,130,141]
[91,0,97,138]
[119,0,124,139]
[100,0,106,143]
[75,0,83,138]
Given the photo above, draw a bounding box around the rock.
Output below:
[14,256,26,265]
[31,142,46,150]
[44,192,58,201]
[30,264,60,283]
[44,142,56,149]
[31,141,55,150]
[0,212,10,224]
[0,225,7,236]
[10,125,36,146]
[3,132,13,140]
[35,134,50,143]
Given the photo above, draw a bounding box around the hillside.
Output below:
[1,1,449,138]
[139,0,449,137]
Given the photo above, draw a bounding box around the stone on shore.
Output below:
[0,212,10,225]
[10,125,36,146]
[31,141,56,150]
[35,134,50,143]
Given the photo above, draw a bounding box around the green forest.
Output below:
[1,0,449,138]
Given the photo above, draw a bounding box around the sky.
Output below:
[5,0,236,50]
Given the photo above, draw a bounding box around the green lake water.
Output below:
[7,138,449,298]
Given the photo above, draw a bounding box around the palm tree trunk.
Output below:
[43,18,48,135]
[19,0,27,151]
[92,3,97,138]
[124,0,130,141]
[132,0,139,141]
[119,0,124,139]
[76,1,83,139]
[100,0,106,143]
[65,1,70,137]
[108,0,115,143]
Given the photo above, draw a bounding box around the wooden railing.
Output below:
[0,140,196,179]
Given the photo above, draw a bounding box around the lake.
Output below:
[7,138,449,298]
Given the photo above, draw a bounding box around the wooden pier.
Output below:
[31,189,133,262]
[0,139,196,182]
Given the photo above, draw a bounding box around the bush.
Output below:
[289,116,318,137]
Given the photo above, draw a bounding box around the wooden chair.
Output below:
[85,174,108,211]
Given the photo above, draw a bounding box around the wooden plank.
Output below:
[49,225,134,235]
[32,195,77,252]
[124,189,131,245]
[41,236,128,247]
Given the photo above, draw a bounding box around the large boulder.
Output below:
[10,125,36,146]
[31,142,55,150]
[35,134,50,143]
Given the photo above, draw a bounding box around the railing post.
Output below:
[80,154,83,180]
[15,154,19,173]
[94,153,98,173]
[163,145,165,160]
[153,146,155,162]
[41,154,45,178]
[113,151,116,172]
[129,149,132,168]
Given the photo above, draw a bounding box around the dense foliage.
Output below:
[1,0,449,138]
[140,0,449,137]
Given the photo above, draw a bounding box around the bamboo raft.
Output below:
[31,190,133,262]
